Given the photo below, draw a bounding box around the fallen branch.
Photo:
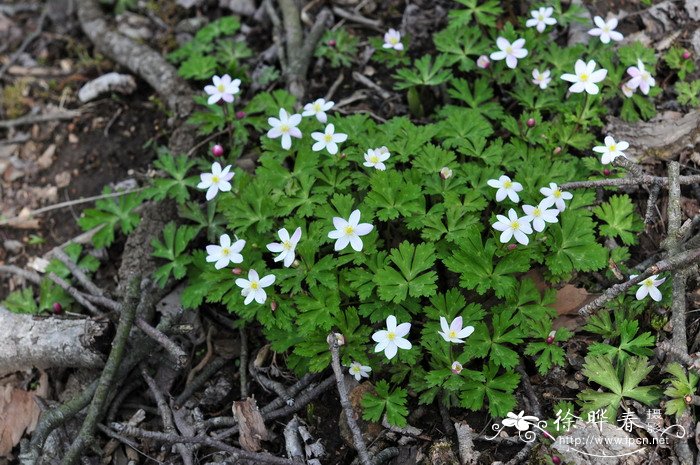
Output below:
[47,272,103,316]
[174,357,227,408]
[136,317,188,368]
[0,110,81,129]
[51,247,106,297]
[559,174,700,190]
[329,334,371,465]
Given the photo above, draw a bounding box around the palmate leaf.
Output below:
[393,55,452,90]
[151,222,199,287]
[465,308,523,369]
[460,362,519,417]
[361,380,409,427]
[587,320,655,365]
[147,149,198,204]
[374,241,437,303]
[448,0,503,28]
[593,194,644,245]
[447,78,503,120]
[664,363,699,418]
[364,171,425,221]
[78,187,143,248]
[545,209,607,279]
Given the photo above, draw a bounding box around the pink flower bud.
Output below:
[231,267,243,275]
[327,39,337,47]
[451,361,463,374]
[553,146,562,155]
[526,118,536,128]
[546,330,556,345]
[552,456,561,465]
[477,55,490,69]
[440,167,453,180]
[270,301,278,312]
[683,50,691,60]
[52,302,63,314]
[507,244,517,250]
[603,169,611,176]
[211,144,224,157]
[235,111,246,119]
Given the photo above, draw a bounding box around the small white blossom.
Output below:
[540,183,573,211]
[206,234,245,269]
[198,162,234,201]
[593,136,629,165]
[235,269,275,305]
[532,69,552,89]
[492,208,533,245]
[311,124,348,155]
[522,202,559,232]
[383,28,404,51]
[440,167,453,179]
[477,55,491,69]
[348,361,372,381]
[626,60,655,95]
[490,37,528,69]
[503,411,539,432]
[302,98,334,123]
[438,316,474,344]
[328,209,373,252]
[588,16,623,44]
[621,82,635,98]
[561,59,607,95]
[631,274,666,302]
[487,175,523,203]
[266,227,302,267]
[363,147,390,170]
[451,361,463,374]
[267,108,302,150]
[204,74,240,105]
[372,315,411,360]
[525,7,557,33]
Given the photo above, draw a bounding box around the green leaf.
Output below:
[364,171,424,221]
[2,288,39,314]
[151,222,199,287]
[593,195,643,245]
[460,362,519,416]
[663,363,699,418]
[78,188,143,248]
[178,55,218,80]
[393,55,452,89]
[361,380,409,427]
[466,308,523,369]
[146,149,198,204]
[545,210,607,279]
[374,241,437,303]
[587,320,654,365]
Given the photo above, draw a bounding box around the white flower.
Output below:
[267,108,302,150]
[487,175,523,203]
[522,202,559,232]
[383,28,404,51]
[302,98,334,123]
[266,227,302,267]
[328,209,373,252]
[588,16,623,44]
[204,74,241,105]
[440,167,453,179]
[631,274,666,302]
[502,411,539,432]
[593,136,629,165]
[363,147,390,170]
[532,69,552,89]
[235,269,275,305]
[561,59,607,95]
[311,124,348,155]
[476,55,491,69]
[198,162,234,201]
[348,361,372,381]
[438,316,474,344]
[525,7,557,33]
[451,361,463,374]
[492,208,533,245]
[372,315,411,360]
[490,37,528,69]
[539,183,573,212]
[621,82,635,98]
[626,60,655,95]
[206,234,245,269]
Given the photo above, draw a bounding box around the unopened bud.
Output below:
[526,118,536,128]
[440,167,453,180]
[476,55,490,69]
[270,301,278,312]
[553,146,562,155]
[52,302,63,314]
[685,395,693,405]
[231,267,243,275]
[451,361,463,374]
[338,152,347,159]
[235,111,246,119]
[603,169,611,176]
[551,455,561,464]
[211,144,224,157]
[682,50,691,60]
[327,332,345,347]
[327,39,337,47]
[507,243,517,250]
[292,259,300,268]
[546,330,556,344]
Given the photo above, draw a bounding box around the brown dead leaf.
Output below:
[553,284,596,316]
[232,397,269,451]
[0,371,48,458]
[35,144,56,170]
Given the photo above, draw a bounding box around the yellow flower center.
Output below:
[283,240,291,250]
[370,155,379,163]
[643,278,654,287]
[511,221,520,230]
[324,134,333,142]
[609,145,616,152]
[641,72,650,80]
[222,248,230,256]
[580,73,589,82]
[538,14,544,20]
[503,180,513,188]
[314,103,321,111]
[389,37,399,45]
[533,208,541,217]
[351,366,359,374]
[602,25,610,32]
[505,46,513,54]
[344,225,354,235]
[449,330,457,338]
[217,84,225,92]
[387,332,396,341]
[280,124,290,133]
[554,189,562,198]
[250,281,259,290]
[212,175,220,183]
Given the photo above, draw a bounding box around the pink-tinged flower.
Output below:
[587,16,623,44]
[383,28,404,51]
[267,108,302,150]
[492,208,533,245]
[631,274,666,302]
[621,82,635,98]
[539,182,573,212]
[502,411,540,431]
[593,136,629,165]
[490,37,528,69]
[451,361,463,374]
[532,69,552,89]
[525,7,557,33]
[626,60,655,95]
[198,162,234,201]
[561,59,607,95]
[204,74,240,105]
[477,55,491,69]
[438,316,474,344]
[372,315,411,360]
